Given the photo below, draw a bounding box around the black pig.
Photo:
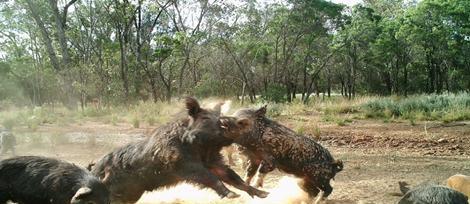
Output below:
[0,156,109,204]
[398,181,468,204]
[91,97,268,203]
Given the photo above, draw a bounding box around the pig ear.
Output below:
[255,105,267,117]
[71,187,92,201]
[101,166,111,183]
[212,102,224,116]
[398,181,410,194]
[237,118,253,131]
[185,97,201,117]
[86,161,95,171]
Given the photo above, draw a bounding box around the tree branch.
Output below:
[62,0,78,27]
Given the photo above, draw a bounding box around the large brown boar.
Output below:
[90,98,268,203]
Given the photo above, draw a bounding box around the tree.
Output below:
[1,0,469,106]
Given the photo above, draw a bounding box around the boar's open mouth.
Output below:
[220,117,253,139]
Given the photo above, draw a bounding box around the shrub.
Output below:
[312,125,321,139]
[336,119,347,126]
[265,103,283,117]
[146,116,156,126]
[261,84,287,103]
[132,117,140,128]
[1,117,15,129]
[361,93,470,122]
[105,114,119,126]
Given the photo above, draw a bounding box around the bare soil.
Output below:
[2,116,470,204]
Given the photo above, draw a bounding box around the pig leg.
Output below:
[304,163,334,199]
[226,150,235,166]
[0,193,9,204]
[237,147,259,184]
[177,163,239,198]
[0,184,10,204]
[208,164,269,198]
[107,182,146,204]
[298,179,321,199]
[254,157,275,188]
[244,158,261,185]
[237,146,249,170]
[318,179,333,198]
[254,172,267,188]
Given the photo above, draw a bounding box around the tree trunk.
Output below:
[177,54,190,95]
[119,33,129,102]
[241,82,246,105]
[292,82,297,100]
[302,54,309,101]
[25,0,60,72]
[165,86,172,103]
[149,77,159,103]
[327,74,331,98]
[384,71,392,95]
[48,0,71,66]
[286,83,292,103]
[25,0,77,108]
[350,45,357,99]
[223,41,255,103]
[403,53,408,97]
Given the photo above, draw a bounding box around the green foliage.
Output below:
[146,116,156,126]
[261,85,287,103]
[362,93,470,122]
[295,122,322,139]
[131,117,140,128]
[265,104,283,117]
[193,74,233,98]
[81,107,111,118]
[105,114,119,126]
[409,118,416,126]
[1,117,15,130]
[336,119,347,126]
[0,0,469,107]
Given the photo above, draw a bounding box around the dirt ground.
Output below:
[2,116,470,204]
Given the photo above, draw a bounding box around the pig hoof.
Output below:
[225,192,240,199]
[254,190,269,198]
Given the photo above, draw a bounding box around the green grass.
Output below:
[0,100,180,129]
[132,117,140,128]
[1,94,468,131]
[294,122,322,139]
[361,93,470,122]
[248,93,469,123]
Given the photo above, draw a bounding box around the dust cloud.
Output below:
[136,183,220,204]
[136,176,310,204]
[202,99,232,115]
[248,176,310,204]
